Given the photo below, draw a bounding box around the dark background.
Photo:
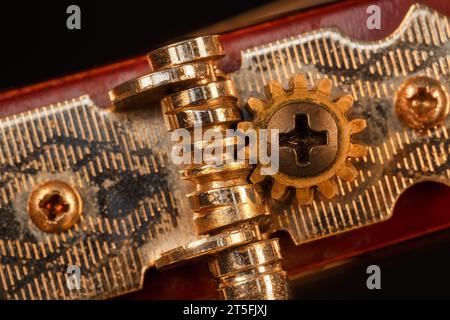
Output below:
[1,0,450,299]
[291,227,450,299]
[0,0,273,91]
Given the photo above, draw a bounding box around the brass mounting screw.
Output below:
[395,76,449,131]
[28,180,82,233]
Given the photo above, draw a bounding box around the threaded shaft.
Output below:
[113,35,290,299]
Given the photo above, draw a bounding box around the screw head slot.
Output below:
[395,76,449,131]
[27,180,82,233]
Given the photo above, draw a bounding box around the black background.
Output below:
[291,225,450,299]
[0,0,272,91]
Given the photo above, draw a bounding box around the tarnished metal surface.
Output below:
[232,4,450,244]
[0,4,449,299]
[0,96,196,299]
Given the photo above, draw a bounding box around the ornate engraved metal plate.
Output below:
[0,96,195,299]
[231,4,450,244]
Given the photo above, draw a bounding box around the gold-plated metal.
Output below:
[164,104,243,131]
[245,75,367,205]
[118,35,290,299]
[232,3,450,245]
[109,62,219,111]
[395,76,449,131]
[161,80,237,113]
[155,225,259,269]
[209,239,288,300]
[147,35,224,71]
[189,184,267,235]
[27,180,82,233]
[111,35,225,111]
[1,4,450,300]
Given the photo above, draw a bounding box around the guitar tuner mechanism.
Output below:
[109,36,368,300]
[110,36,290,300]
[1,2,450,301]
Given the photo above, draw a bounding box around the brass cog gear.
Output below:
[239,74,368,205]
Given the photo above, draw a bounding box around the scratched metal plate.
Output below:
[0,4,449,299]
[232,4,450,244]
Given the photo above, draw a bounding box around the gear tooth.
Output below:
[245,74,367,205]
[290,74,308,91]
[336,93,354,113]
[296,188,313,205]
[350,119,367,134]
[247,97,265,114]
[348,143,368,158]
[336,163,358,181]
[265,81,285,99]
[315,78,332,95]
[250,166,265,184]
[317,179,338,199]
[271,182,289,201]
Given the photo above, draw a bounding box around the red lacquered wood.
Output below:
[3,0,449,116]
[0,0,449,299]
[219,0,450,72]
[123,182,450,299]
[280,182,450,277]
[0,57,149,117]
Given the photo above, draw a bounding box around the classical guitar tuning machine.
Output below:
[109,33,370,299]
[1,3,448,301]
[110,35,289,300]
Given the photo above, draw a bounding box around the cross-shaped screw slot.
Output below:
[395,76,449,130]
[268,102,339,178]
[408,86,438,115]
[279,114,328,166]
[28,180,82,233]
[39,192,70,221]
